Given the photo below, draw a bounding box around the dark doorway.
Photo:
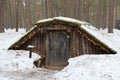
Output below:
[46,30,70,67]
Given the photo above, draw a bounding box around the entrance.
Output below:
[46,30,70,67]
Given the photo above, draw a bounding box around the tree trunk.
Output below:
[108,0,114,33]
[25,0,32,31]
[102,0,107,29]
[0,0,4,32]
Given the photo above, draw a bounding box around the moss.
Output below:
[78,26,116,54]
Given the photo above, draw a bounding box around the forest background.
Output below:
[0,0,119,33]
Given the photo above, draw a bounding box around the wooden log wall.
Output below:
[18,23,109,59]
[70,26,109,57]
[19,31,47,57]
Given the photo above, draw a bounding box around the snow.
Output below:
[0,27,120,80]
[0,29,58,80]
[54,54,120,80]
[54,29,120,80]
[100,29,120,53]
[36,17,88,25]
[28,45,35,48]
[0,28,26,49]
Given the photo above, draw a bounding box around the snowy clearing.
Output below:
[0,28,120,80]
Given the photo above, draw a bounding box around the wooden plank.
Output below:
[76,31,80,56]
[79,32,83,55]
[81,35,86,54]
[85,36,89,54]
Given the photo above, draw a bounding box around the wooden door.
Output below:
[46,30,70,66]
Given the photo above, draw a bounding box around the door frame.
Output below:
[45,30,70,67]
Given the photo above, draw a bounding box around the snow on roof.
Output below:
[28,45,35,48]
[36,16,89,25]
[9,17,116,53]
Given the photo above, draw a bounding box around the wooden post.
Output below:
[29,48,32,58]
[28,45,35,58]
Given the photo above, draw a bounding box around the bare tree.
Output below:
[108,0,114,33]
[101,0,107,29]
[0,0,4,32]
[25,0,32,31]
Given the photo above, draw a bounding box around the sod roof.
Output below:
[9,17,117,54]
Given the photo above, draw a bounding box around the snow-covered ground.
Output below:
[0,28,120,80]
[0,29,58,80]
[54,29,120,80]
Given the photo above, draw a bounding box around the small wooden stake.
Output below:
[29,48,32,58]
[28,45,35,58]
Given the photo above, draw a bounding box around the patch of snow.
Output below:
[36,18,53,24]
[4,28,26,33]
[54,54,120,80]
[54,16,88,24]
[100,29,120,53]
[0,29,25,49]
[28,45,35,48]
[23,2,25,6]
[36,16,89,25]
